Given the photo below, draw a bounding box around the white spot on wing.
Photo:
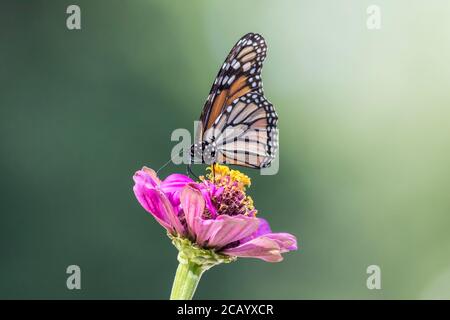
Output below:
[227,75,236,85]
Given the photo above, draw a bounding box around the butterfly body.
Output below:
[190,33,279,171]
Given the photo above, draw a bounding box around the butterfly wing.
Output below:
[197,33,267,142]
[204,92,278,168]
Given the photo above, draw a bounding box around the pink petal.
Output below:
[193,217,224,247]
[253,218,272,236]
[142,166,161,184]
[240,217,272,244]
[180,185,205,238]
[195,182,219,218]
[223,237,283,262]
[206,215,259,248]
[134,186,185,236]
[133,167,161,189]
[161,174,194,193]
[133,184,173,231]
[264,233,298,252]
[199,188,218,218]
[193,215,259,248]
[223,232,298,262]
[155,189,186,236]
[161,174,194,210]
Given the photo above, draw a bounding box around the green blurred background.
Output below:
[1,0,450,299]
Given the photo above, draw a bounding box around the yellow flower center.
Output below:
[205,164,251,191]
[201,164,256,217]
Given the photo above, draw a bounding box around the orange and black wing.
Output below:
[204,92,278,168]
[197,33,267,141]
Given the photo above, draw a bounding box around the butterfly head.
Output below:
[190,141,217,165]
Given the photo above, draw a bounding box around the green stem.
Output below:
[170,260,205,300]
[167,233,236,300]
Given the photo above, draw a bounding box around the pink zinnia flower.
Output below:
[133,164,297,299]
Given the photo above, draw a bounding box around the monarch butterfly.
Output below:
[189,33,278,175]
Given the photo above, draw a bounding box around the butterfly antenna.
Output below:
[156,157,173,175]
[156,148,186,175]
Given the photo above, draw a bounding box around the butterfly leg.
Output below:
[186,163,199,181]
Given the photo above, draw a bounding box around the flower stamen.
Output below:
[202,164,257,217]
